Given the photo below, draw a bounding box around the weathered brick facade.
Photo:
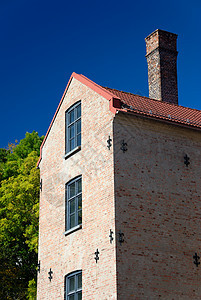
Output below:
[37,30,201,299]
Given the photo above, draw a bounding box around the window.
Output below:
[66,102,81,154]
[65,271,82,300]
[66,176,82,231]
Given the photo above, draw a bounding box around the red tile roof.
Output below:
[104,87,201,129]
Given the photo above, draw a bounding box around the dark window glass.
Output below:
[69,182,75,198]
[66,176,82,230]
[66,102,81,153]
[69,125,75,139]
[77,105,81,118]
[69,110,75,123]
[77,134,81,147]
[77,119,81,134]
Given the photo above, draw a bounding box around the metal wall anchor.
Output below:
[48,268,53,281]
[193,253,200,267]
[184,154,190,167]
[107,136,112,150]
[40,179,42,191]
[94,249,99,263]
[109,229,114,243]
[37,261,40,273]
[118,230,124,245]
[120,140,127,153]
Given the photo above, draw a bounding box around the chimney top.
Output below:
[145,29,177,40]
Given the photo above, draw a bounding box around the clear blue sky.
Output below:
[1,0,201,148]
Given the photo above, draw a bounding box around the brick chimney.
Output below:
[145,29,178,105]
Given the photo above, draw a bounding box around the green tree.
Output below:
[0,131,43,299]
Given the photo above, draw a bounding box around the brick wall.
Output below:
[37,78,117,299]
[114,112,201,299]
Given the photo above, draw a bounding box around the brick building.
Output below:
[37,29,201,299]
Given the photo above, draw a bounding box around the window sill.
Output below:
[64,146,81,159]
[64,224,82,236]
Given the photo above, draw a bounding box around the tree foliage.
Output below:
[0,131,43,299]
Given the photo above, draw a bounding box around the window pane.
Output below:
[69,183,75,198]
[76,119,81,134]
[70,199,75,213]
[77,274,82,289]
[77,134,81,147]
[77,292,82,300]
[77,104,81,118]
[70,214,75,228]
[69,124,75,139]
[77,179,82,194]
[68,295,75,300]
[78,210,82,225]
[69,276,75,292]
[70,138,75,151]
[78,196,82,210]
[69,110,75,123]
